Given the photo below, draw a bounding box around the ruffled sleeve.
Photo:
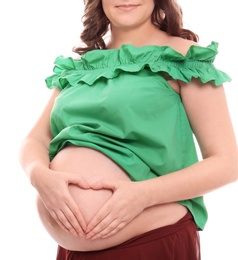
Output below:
[45,56,78,90]
[45,41,231,90]
[156,41,231,85]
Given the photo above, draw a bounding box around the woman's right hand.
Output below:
[18,88,91,236]
[34,168,90,237]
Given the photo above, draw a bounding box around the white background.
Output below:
[1,0,237,259]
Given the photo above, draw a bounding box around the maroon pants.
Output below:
[56,211,201,260]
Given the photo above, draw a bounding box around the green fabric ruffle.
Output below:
[45,41,231,89]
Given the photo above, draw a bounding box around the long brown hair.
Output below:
[74,0,198,55]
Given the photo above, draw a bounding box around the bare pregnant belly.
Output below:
[36,146,188,251]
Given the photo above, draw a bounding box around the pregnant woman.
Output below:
[19,0,238,259]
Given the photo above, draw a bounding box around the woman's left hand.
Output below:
[85,179,148,240]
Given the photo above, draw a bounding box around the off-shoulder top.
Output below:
[45,42,231,230]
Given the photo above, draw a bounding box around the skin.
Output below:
[19,0,238,249]
[35,146,188,251]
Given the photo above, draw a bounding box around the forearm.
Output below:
[144,154,238,208]
[19,136,51,187]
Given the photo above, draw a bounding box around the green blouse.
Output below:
[45,42,231,230]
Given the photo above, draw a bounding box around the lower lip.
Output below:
[116,5,139,11]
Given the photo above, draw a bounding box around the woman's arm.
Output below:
[19,88,89,237]
[85,78,238,239]
[19,89,57,183]
[145,79,238,206]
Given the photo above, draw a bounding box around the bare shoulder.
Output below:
[166,36,199,56]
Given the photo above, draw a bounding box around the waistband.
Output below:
[109,210,194,250]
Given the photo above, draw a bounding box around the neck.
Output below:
[107,23,166,49]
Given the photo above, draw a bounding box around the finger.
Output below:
[101,222,126,238]
[61,189,87,234]
[50,210,71,234]
[90,180,116,190]
[56,209,80,237]
[51,201,85,237]
[91,221,126,240]
[86,207,109,234]
[73,176,90,189]
[66,201,87,234]
[86,214,114,239]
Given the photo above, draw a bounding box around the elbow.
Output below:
[230,167,238,184]
[226,150,238,184]
[214,150,238,185]
[232,159,238,183]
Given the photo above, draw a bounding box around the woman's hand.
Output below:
[35,169,90,237]
[85,179,149,240]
